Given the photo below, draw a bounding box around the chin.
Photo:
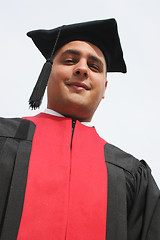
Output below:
[64,106,94,122]
[66,98,99,121]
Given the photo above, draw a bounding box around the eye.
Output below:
[89,64,100,72]
[63,58,76,65]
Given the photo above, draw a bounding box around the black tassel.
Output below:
[29,25,63,109]
[29,59,53,109]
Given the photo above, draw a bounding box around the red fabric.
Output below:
[17,113,107,240]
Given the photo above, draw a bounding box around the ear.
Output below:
[102,80,108,99]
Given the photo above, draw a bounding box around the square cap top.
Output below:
[27,18,126,73]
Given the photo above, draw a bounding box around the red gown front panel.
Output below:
[17,113,107,240]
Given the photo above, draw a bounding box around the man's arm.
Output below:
[104,143,160,240]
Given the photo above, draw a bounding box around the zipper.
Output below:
[71,120,76,148]
[64,119,76,239]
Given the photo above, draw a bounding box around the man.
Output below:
[0,19,159,240]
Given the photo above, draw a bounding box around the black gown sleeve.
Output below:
[104,143,160,240]
[0,117,36,239]
[0,129,19,234]
[126,160,160,240]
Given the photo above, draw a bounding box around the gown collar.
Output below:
[44,108,93,127]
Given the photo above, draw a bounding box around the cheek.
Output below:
[51,65,71,82]
[93,76,106,96]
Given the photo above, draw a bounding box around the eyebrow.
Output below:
[61,49,80,57]
[61,49,104,69]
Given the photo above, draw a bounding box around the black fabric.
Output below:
[104,143,160,240]
[27,18,126,73]
[105,161,127,240]
[0,118,36,239]
[0,117,35,141]
[0,139,6,160]
[0,138,19,234]
[146,199,160,239]
[0,141,33,240]
[0,118,22,139]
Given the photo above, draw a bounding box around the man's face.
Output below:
[47,40,107,122]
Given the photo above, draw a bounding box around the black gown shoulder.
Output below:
[0,117,36,239]
[104,143,160,240]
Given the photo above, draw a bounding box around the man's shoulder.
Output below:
[104,142,145,176]
[0,117,36,141]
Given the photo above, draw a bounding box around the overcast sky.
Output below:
[1,0,160,186]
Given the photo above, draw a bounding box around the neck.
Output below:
[46,106,93,122]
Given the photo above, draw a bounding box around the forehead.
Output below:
[55,40,106,62]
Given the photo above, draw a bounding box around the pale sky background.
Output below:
[1,0,160,186]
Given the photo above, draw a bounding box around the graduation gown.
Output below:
[0,114,159,240]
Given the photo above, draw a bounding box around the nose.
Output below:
[73,62,88,78]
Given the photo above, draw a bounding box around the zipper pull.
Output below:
[71,120,76,148]
[72,120,76,130]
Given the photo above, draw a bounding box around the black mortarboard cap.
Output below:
[27,18,127,109]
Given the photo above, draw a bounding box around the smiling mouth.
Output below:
[66,81,90,91]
